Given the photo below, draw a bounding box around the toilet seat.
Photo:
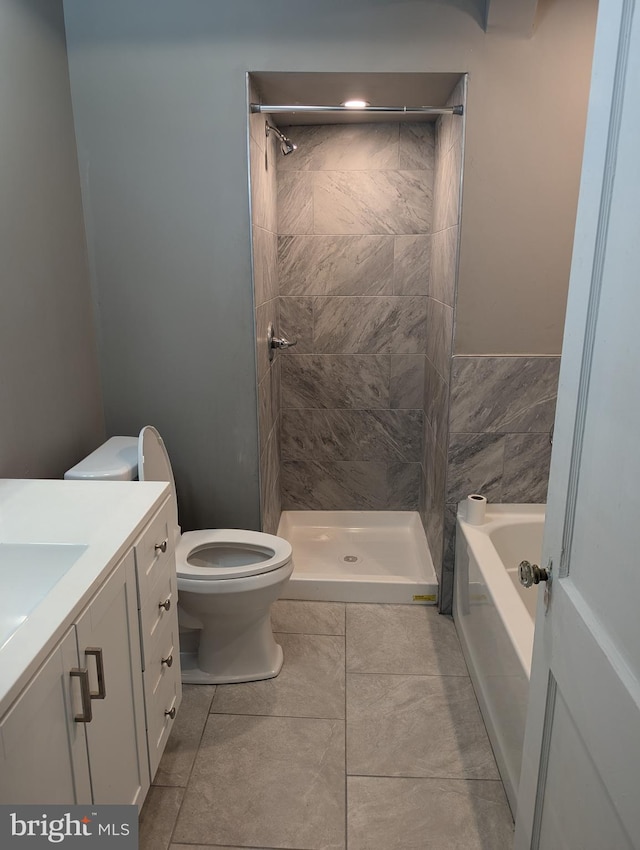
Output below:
[176,529,292,580]
[138,426,293,582]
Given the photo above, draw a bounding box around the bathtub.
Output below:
[453,504,544,817]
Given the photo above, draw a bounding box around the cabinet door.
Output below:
[0,627,91,804]
[75,551,150,805]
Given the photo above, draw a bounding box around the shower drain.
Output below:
[344,555,359,562]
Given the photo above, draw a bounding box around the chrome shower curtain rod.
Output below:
[250,104,463,116]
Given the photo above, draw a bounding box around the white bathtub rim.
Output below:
[457,503,545,679]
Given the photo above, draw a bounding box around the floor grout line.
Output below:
[344,609,349,850]
[207,711,346,721]
[345,669,470,677]
[272,631,346,636]
[272,630,346,637]
[346,773,506,782]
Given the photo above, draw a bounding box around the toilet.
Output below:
[64,426,293,685]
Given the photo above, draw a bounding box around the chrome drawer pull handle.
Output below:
[155,539,168,554]
[85,647,106,699]
[70,668,93,723]
[165,707,176,719]
[159,598,171,612]
[161,654,173,668]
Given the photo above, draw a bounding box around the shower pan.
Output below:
[278,511,438,604]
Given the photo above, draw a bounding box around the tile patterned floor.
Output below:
[140,602,515,850]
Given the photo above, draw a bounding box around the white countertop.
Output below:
[0,478,170,710]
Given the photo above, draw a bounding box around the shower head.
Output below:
[265,122,297,156]
[280,137,297,156]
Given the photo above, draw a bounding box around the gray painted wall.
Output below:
[62,0,596,529]
[0,0,103,479]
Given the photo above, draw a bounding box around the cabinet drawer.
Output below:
[147,669,180,780]
[139,567,177,663]
[144,611,180,704]
[144,618,181,778]
[134,502,174,601]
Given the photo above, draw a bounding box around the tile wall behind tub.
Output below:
[439,354,560,611]
[423,75,466,599]
[250,92,282,535]
[277,123,433,510]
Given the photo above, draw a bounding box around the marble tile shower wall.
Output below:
[250,96,281,535]
[441,355,560,604]
[423,76,466,597]
[276,123,434,510]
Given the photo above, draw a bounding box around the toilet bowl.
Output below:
[64,426,293,685]
[175,528,293,684]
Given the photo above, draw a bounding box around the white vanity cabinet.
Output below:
[0,488,182,805]
[0,553,146,804]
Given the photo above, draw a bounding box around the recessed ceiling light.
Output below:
[342,99,370,109]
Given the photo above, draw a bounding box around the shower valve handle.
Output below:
[518,560,549,588]
[271,336,297,350]
[267,323,297,360]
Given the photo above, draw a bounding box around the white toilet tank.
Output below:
[64,436,138,481]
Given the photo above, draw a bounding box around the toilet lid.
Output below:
[138,425,180,536]
[176,529,292,580]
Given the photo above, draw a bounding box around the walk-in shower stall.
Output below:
[248,72,467,607]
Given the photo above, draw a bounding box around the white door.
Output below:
[515,2,640,848]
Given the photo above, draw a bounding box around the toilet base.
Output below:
[179,645,284,685]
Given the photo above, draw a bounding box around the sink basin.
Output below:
[0,543,88,649]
